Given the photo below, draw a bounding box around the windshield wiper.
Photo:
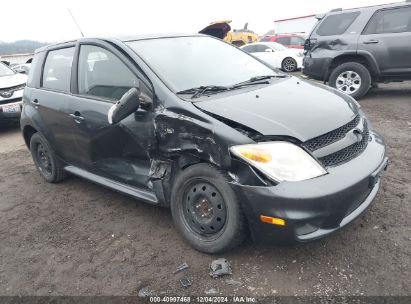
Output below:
[177,85,229,99]
[230,75,287,89]
[176,75,288,99]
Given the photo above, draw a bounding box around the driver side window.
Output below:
[78,45,139,102]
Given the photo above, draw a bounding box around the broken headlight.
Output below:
[230,142,327,182]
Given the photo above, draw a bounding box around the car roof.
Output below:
[267,34,304,38]
[328,1,410,15]
[35,33,204,53]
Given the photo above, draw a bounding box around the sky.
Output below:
[1,0,394,42]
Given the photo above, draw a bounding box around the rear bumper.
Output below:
[231,131,387,244]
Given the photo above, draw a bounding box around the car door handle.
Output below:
[363,39,379,44]
[31,99,39,104]
[69,113,85,121]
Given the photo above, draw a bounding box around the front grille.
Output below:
[304,115,370,167]
[304,115,361,151]
[0,83,25,93]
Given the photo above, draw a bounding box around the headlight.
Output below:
[230,142,326,182]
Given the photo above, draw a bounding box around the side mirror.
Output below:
[108,87,140,124]
[264,48,273,53]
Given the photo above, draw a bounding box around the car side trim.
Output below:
[64,165,159,204]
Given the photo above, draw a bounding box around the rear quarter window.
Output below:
[316,12,360,36]
[42,47,75,92]
[363,6,411,34]
[27,55,40,88]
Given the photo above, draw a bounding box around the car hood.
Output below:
[195,77,359,142]
[0,73,27,89]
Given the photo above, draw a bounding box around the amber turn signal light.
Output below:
[260,215,285,226]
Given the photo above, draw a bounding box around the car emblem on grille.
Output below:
[353,128,363,142]
[0,90,13,98]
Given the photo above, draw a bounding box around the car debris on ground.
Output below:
[174,262,189,274]
[180,277,192,288]
[138,287,153,298]
[209,258,232,278]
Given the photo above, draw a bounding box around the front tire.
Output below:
[329,62,371,99]
[170,164,247,253]
[30,133,66,183]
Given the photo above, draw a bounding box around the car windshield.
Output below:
[0,63,15,77]
[266,42,287,51]
[126,36,279,93]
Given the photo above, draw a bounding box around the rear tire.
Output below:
[170,163,247,253]
[329,62,371,99]
[281,57,298,72]
[30,133,66,183]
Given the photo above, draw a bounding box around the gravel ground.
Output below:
[0,81,410,298]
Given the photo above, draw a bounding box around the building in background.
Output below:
[0,53,33,65]
[265,14,318,36]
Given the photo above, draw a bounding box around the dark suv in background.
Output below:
[303,1,411,99]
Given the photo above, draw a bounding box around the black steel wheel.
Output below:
[35,142,53,178]
[30,133,66,183]
[171,163,247,253]
[182,180,227,239]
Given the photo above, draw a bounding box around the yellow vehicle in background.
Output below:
[199,20,258,46]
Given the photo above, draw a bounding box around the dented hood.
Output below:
[195,77,359,142]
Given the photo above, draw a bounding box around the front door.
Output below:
[359,5,411,76]
[67,42,155,190]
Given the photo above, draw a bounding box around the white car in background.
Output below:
[241,42,303,72]
[0,62,27,124]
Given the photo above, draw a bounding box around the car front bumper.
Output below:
[230,131,387,244]
[302,56,332,81]
[0,100,23,123]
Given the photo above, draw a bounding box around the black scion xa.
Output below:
[21,35,387,253]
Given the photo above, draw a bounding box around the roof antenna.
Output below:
[67,8,85,37]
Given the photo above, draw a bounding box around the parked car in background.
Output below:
[259,34,306,49]
[199,20,258,46]
[241,42,303,72]
[21,34,387,253]
[0,62,26,124]
[11,63,31,74]
[303,2,411,99]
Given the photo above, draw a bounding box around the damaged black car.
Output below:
[21,34,387,253]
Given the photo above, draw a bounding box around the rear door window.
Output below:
[42,47,75,92]
[77,45,139,102]
[316,12,360,36]
[276,37,290,45]
[290,36,305,46]
[363,6,411,34]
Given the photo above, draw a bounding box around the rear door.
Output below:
[66,40,155,189]
[359,5,411,76]
[29,45,77,162]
